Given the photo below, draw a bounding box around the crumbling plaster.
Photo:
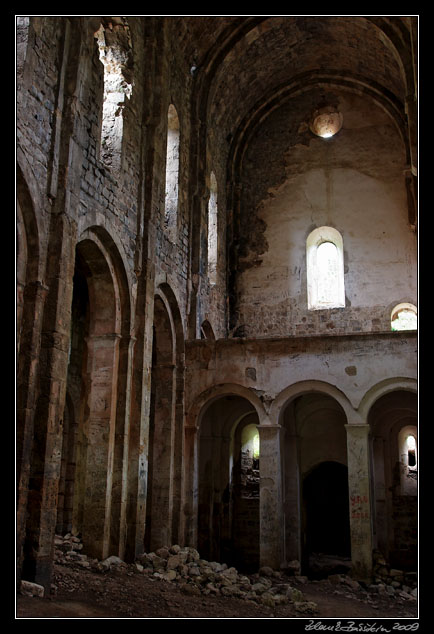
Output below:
[232,91,416,338]
[185,333,417,424]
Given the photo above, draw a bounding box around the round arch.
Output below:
[358,377,417,421]
[17,162,42,284]
[61,227,133,560]
[78,223,132,335]
[156,282,186,352]
[270,380,359,427]
[367,385,418,569]
[186,383,268,430]
[195,388,262,568]
[146,282,185,551]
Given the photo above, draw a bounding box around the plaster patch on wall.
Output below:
[345,366,357,376]
[245,367,257,381]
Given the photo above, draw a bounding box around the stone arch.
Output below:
[200,319,215,340]
[62,226,131,560]
[275,381,353,572]
[271,379,358,426]
[78,224,132,335]
[183,383,266,547]
[146,282,185,550]
[230,413,261,571]
[187,383,267,430]
[358,377,417,421]
[368,387,418,570]
[195,389,261,568]
[16,163,48,582]
[16,163,43,349]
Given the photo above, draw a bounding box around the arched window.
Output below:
[398,426,417,496]
[164,104,180,239]
[407,434,417,468]
[306,227,345,310]
[241,424,260,463]
[95,19,133,172]
[208,171,218,285]
[391,303,417,331]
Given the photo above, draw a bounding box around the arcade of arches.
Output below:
[16,16,417,593]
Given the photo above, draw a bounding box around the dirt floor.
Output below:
[15,559,419,621]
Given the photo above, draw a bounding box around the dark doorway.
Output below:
[303,461,351,576]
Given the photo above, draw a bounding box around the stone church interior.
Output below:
[16,15,417,595]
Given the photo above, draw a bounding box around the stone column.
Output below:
[257,423,284,570]
[148,362,176,551]
[81,333,120,560]
[345,423,373,582]
[16,280,49,580]
[183,426,198,546]
[283,428,301,563]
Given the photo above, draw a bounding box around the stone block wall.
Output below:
[229,89,417,339]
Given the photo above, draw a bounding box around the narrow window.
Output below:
[208,171,218,285]
[306,227,345,310]
[164,104,180,239]
[95,19,133,172]
[240,424,260,494]
[407,434,417,468]
[391,303,417,331]
[398,427,417,495]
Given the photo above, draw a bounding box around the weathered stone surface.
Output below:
[16,16,417,598]
[20,580,45,598]
[294,601,319,614]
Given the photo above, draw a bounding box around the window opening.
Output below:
[95,19,133,172]
[407,434,417,468]
[306,227,345,310]
[398,427,417,495]
[391,303,417,331]
[316,241,340,305]
[240,425,260,497]
[164,104,180,239]
[208,171,218,285]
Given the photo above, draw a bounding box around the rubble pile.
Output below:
[19,534,416,613]
[369,551,417,601]
[135,546,318,613]
[51,533,318,613]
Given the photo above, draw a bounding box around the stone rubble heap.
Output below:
[19,533,416,611]
[135,545,318,613]
[51,533,317,613]
[368,551,417,601]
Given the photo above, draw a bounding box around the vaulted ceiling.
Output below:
[169,16,414,148]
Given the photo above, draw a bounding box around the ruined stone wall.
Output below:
[232,90,416,338]
[185,332,417,418]
[16,15,205,586]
